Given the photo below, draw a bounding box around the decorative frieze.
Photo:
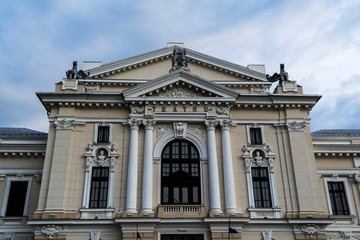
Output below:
[287,121,306,132]
[54,119,74,130]
[187,124,206,140]
[261,230,272,240]
[90,231,101,240]
[155,86,203,98]
[216,106,230,116]
[327,231,360,240]
[298,224,323,239]
[38,225,64,240]
[156,124,172,140]
[130,105,145,115]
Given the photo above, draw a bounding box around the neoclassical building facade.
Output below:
[1,43,360,240]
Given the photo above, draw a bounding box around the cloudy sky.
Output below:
[0,0,359,133]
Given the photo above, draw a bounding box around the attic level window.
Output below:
[97,126,110,143]
[250,128,262,145]
[6,181,28,217]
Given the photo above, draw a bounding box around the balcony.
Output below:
[157,205,206,218]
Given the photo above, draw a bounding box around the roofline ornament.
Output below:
[169,47,190,73]
[266,63,289,83]
[66,61,89,79]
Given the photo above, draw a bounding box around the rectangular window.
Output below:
[252,167,272,208]
[250,128,262,145]
[89,167,109,208]
[97,126,110,143]
[328,182,350,215]
[162,163,170,176]
[163,187,169,203]
[5,181,28,217]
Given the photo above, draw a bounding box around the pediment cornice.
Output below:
[86,46,267,81]
[122,70,239,102]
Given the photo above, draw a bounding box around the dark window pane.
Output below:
[250,128,262,145]
[181,142,189,159]
[162,163,170,176]
[191,163,199,177]
[161,140,201,204]
[328,182,349,215]
[172,163,180,173]
[163,145,170,159]
[182,163,189,173]
[161,235,204,240]
[97,126,110,143]
[252,167,272,208]
[5,181,28,217]
[172,142,179,159]
[89,167,109,208]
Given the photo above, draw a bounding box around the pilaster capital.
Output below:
[128,118,142,130]
[205,119,218,131]
[219,119,235,131]
[143,119,156,130]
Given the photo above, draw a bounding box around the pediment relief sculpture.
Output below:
[144,82,220,98]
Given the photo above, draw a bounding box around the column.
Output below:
[220,119,237,213]
[205,119,222,213]
[141,119,156,214]
[125,118,141,214]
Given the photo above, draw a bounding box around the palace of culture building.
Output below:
[1,43,360,240]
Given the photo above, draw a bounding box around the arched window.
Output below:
[161,140,201,204]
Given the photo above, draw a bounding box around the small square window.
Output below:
[250,128,262,145]
[94,123,112,144]
[97,126,110,143]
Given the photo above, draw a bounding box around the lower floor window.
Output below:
[252,167,272,208]
[6,181,28,217]
[89,167,109,208]
[161,235,204,240]
[328,181,349,215]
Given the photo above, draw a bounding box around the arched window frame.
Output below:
[154,132,206,205]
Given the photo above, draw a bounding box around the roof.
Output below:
[312,129,360,137]
[86,46,267,81]
[0,128,48,139]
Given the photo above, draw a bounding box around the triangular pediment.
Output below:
[123,70,239,101]
[85,45,267,82]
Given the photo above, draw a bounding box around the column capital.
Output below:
[128,118,142,130]
[219,119,235,131]
[205,119,218,131]
[143,119,156,130]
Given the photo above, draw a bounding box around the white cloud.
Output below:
[0,0,359,132]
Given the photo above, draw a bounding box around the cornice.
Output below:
[37,92,125,113]
[313,144,360,157]
[122,70,240,99]
[186,48,267,81]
